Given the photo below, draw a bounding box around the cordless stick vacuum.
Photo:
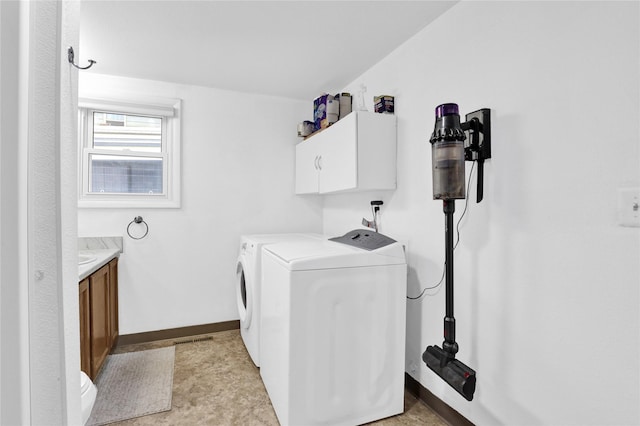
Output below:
[422,103,491,402]
[422,197,477,401]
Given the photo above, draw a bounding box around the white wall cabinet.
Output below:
[295,111,397,194]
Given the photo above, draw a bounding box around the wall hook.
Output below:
[67,46,96,70]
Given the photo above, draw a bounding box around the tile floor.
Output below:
[109,329,446,425]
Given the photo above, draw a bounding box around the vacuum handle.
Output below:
[476,159,484,203]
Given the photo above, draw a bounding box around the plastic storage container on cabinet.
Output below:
[295,111,397,194]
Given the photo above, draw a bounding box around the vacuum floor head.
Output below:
[423,345,476,401]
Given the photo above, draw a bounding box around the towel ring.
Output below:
[127,216,149,240]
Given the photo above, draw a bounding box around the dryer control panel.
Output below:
[329,229,396,251]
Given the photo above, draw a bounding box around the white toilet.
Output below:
[80,371,97,425]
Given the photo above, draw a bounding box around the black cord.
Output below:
[407,161,476,300]
[406,267,445,300]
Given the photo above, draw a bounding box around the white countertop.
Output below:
[78,248,120,281]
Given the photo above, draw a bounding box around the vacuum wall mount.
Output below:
[462,108,491,203]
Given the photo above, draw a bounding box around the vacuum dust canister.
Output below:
[429,103,466,200]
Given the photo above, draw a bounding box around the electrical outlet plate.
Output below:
[618,187,640,227]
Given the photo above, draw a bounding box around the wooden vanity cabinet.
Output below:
[90,264,110,379]
[80,257,119,380]
[108,257,119,348]
[79,278,91,376]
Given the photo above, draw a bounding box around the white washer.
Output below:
[260,230,407,426]
[236,233,322,367]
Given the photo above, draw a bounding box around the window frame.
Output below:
[78,97,182,208]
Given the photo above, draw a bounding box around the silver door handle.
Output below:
[317,155,322,170]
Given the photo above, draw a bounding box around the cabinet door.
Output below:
[318,113,357,193]
[295,137,320,194]
[89,265,110,378]
[108,258,119,348]
[79,279,91,377]
[351,112,397,191]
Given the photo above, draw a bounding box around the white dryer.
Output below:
[236,233,322,367]
[260,230,407,426]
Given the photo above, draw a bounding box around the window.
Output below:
[78,97,181,208]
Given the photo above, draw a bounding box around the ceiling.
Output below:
[80,1,456,100]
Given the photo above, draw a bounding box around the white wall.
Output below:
[1,1,81,424]
[78,74,322,334]
[60,2,82,424]
[323,2,639,425]
[0,2,28,423]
